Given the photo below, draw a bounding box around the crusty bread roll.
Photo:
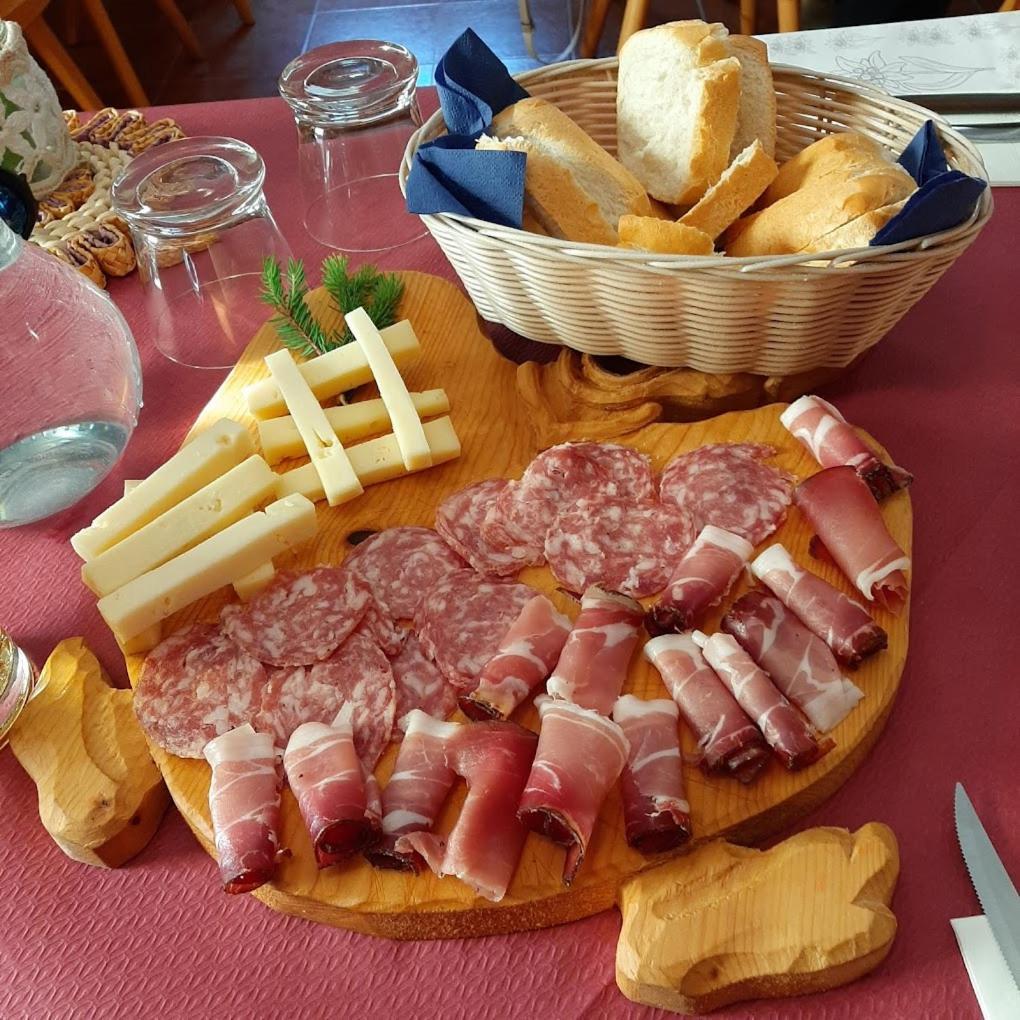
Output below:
[618,216,714,255]
[478,97,652,245]
[798,200,907,253]
[727,36,776,160]
[679,140,778,241]
[617,21,741,206]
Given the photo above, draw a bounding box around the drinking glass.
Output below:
[279,40,427,252]
[112,136,292,369]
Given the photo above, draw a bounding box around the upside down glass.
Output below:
[279,40,427,252]
[112,136,292,369]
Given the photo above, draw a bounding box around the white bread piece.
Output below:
[478,98,652,245]
[726,36,777,160]
[798,200,907,253]
[679,140,778,241]
[618,216,714,255]
[617,21,742,205]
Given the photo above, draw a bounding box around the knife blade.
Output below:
[955,783,1020,989]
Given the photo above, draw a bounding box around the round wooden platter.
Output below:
[124,271,912,940]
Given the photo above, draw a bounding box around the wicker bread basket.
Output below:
[398,59,992,374]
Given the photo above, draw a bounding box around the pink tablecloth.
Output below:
[1,96,1017,1019]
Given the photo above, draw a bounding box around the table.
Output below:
[1,94,1017,1019]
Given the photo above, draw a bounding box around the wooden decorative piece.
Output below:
[616,824,900,1014]
[10,638,170,868]
[125,272,911,939]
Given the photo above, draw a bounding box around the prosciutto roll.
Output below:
[283,705,373,867]
[644,633,769,783]
[722,590,864,732]
[781,395,912,501]
[695,632,831,771]
[612,695,691,853]
[204,724,283,894]
[546,586,644,717]
[751,544,887,665]
[795,466,910,613]
[460,594,573,721]
[647,525,754,636]
[398,720,537,901]
[366,711,459,872]
[517,697,629,884]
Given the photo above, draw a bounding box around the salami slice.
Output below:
[435,479,528,576]
[221,565,370,667]
[659,443,794,547]
[135,624,267,758]
[358,601,408,657]
[545,498,696,597]
[343,527,466,621]
[255,631,395,768]
[389,632,458,732]
[415,569,536,691]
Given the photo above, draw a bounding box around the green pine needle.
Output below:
[321,254,404,343]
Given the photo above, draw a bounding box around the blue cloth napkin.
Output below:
[406,29,529,225]
[872,120,986,246]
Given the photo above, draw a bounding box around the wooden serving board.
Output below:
[124,272,911,940]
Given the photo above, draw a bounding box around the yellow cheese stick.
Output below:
[258,390,450,466]
[277,417,461,502]
[97,495,317,643]
[264,349,363,507]
[123,480,140,496]
[233,561,275,602]
[120,623,162,656]
[245,321,420,420]
[346,308,432,471]
[72,419,253,561]
[82,456,278,597]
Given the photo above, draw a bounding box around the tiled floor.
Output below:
[37,0,997,109]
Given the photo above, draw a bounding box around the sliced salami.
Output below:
[435,479,527,576]
[221,565,369,667]
[659,443,794,547]
[358,601,408,657]
[135,624,267,758]
[389,632,458,732]
[343,527,466,621]
[415,569,536,691]
[545,498,696,597]
[255,631,395,768]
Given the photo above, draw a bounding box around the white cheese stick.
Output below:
[258,389,450,466]
[120,622,162,656]
[233,561,275,601]
[97,495,317,643]
[82,455,278,597]
[245,321,420,420]
[72,419,253,561]
[276,416,461,502]
[264,349,363,507]
[345,308,432,472]
[123,480,141,496]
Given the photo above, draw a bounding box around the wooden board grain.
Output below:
[124,271,911,939]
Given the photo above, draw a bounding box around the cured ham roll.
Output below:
[459,594,573,721]
[751,544,887,665]
[546,586,644,717]
[644,633,769,783]
[794,466,910,613]
[367,711,459,873]
[282,705,373,867]
[695,632,832,771]
[647,525,754,636]
[517,697,629,884]
[722,590,864,733]
[398,721,537,901]
[781,395,912,501]
[612,695,691,853]
[204,724,284,894]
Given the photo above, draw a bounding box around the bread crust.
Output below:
[618,216,714,255]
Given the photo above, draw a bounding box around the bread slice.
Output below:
[678,140,778,240]
[478,98,652,246]
[726,36,776,160]
[618,216,714,255]
[798,200,907,253]
[617,21,741,205]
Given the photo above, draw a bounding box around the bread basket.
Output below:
[398,59,992,375]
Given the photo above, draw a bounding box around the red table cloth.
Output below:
[1,96,1017,1019]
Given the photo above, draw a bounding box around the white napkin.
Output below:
[951,916,1020,1020]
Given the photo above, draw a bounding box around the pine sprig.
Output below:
[322,254,405,343]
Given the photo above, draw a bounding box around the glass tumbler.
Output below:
[112,136,292,369]
[279,40,427,252]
